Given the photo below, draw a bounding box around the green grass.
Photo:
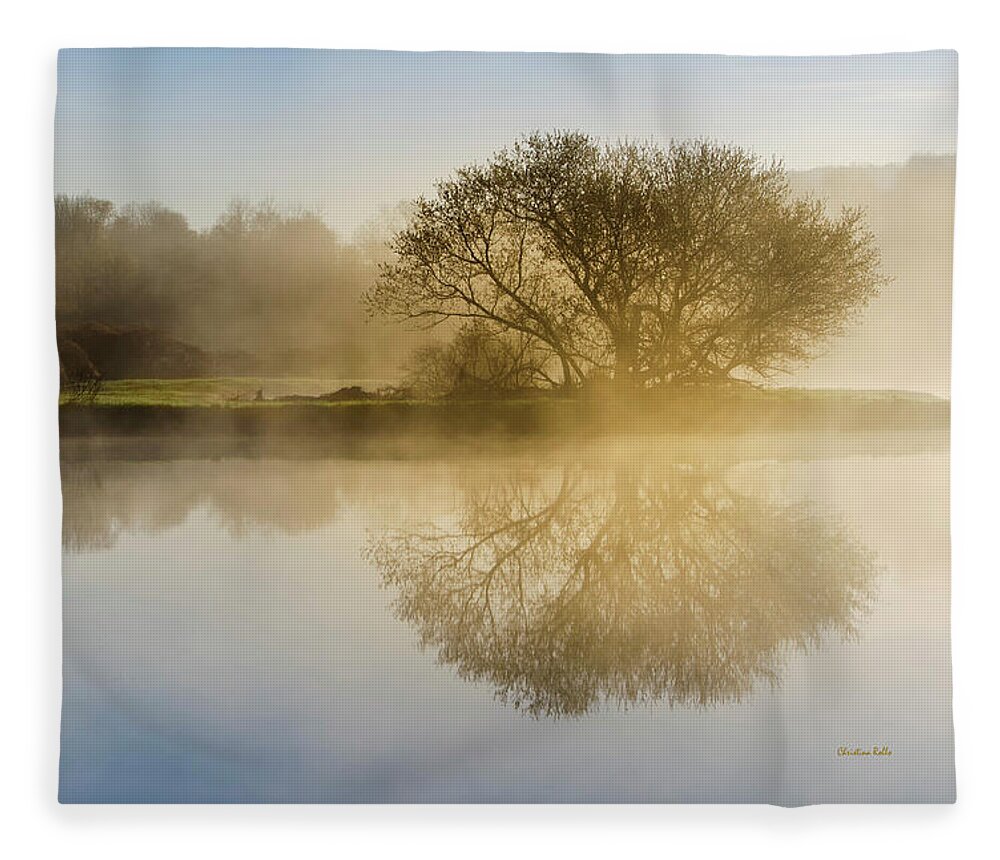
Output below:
[58,378,949,441]
[63,377,945,409]
[60,377,409,407]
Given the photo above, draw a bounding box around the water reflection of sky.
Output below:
[59,441,954,803]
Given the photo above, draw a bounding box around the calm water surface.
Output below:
[59,435,954,803]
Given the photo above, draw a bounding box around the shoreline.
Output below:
[59,391,950,464]
[59,389,949,440]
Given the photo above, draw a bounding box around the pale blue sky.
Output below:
[55,49,958,234]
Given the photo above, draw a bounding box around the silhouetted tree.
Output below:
[55,194,139,324]
[367,132,886,390]
[404,321,556,397]
[56,334,102,401]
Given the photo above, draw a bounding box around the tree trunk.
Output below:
[613,335,638,395]
[559,354,575,388]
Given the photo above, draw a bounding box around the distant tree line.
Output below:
[55,195,400,383]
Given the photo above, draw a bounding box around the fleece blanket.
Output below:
[56,49,956,804]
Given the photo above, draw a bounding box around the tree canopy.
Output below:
[367,132,886,389]
[402,322,553,398]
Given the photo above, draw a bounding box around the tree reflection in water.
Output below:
[366,463,876,717]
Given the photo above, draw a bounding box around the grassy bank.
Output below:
[60,380,949,441]
[61,377,390,407]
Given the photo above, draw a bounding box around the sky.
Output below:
[55,49,958,235]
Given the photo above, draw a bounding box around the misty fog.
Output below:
[55,155,954,394]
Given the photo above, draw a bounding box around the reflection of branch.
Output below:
[367,463,876,718]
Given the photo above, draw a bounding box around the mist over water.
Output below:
[59,434,953,803]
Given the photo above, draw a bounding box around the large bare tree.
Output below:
[366,132,886,389]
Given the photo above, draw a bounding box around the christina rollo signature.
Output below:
[837,746,893,758]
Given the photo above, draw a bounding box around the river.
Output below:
[58,434,954,803]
